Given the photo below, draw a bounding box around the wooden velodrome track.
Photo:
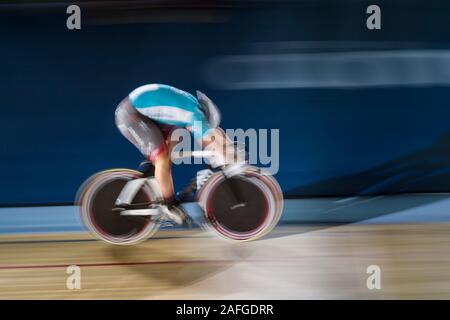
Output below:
[1,223,450,299]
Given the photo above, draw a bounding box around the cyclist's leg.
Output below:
[154,124,192,225]
[152,149,174,203]
[115,98,174,201]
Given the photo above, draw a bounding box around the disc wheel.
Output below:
[77,169,159,245]
[198,166,283,241]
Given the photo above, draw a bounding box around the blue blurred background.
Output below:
[2,0,450,205]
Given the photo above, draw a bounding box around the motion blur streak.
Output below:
[206,50,450,89]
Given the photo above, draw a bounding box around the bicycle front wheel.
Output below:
[197,166,283,241]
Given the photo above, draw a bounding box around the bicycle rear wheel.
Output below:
[77,169,160,245]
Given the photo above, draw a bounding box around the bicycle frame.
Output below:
[115,148,247,217]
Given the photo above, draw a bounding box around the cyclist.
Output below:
[115,83,229,225]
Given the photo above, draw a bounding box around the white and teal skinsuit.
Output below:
[115,83,220,161]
